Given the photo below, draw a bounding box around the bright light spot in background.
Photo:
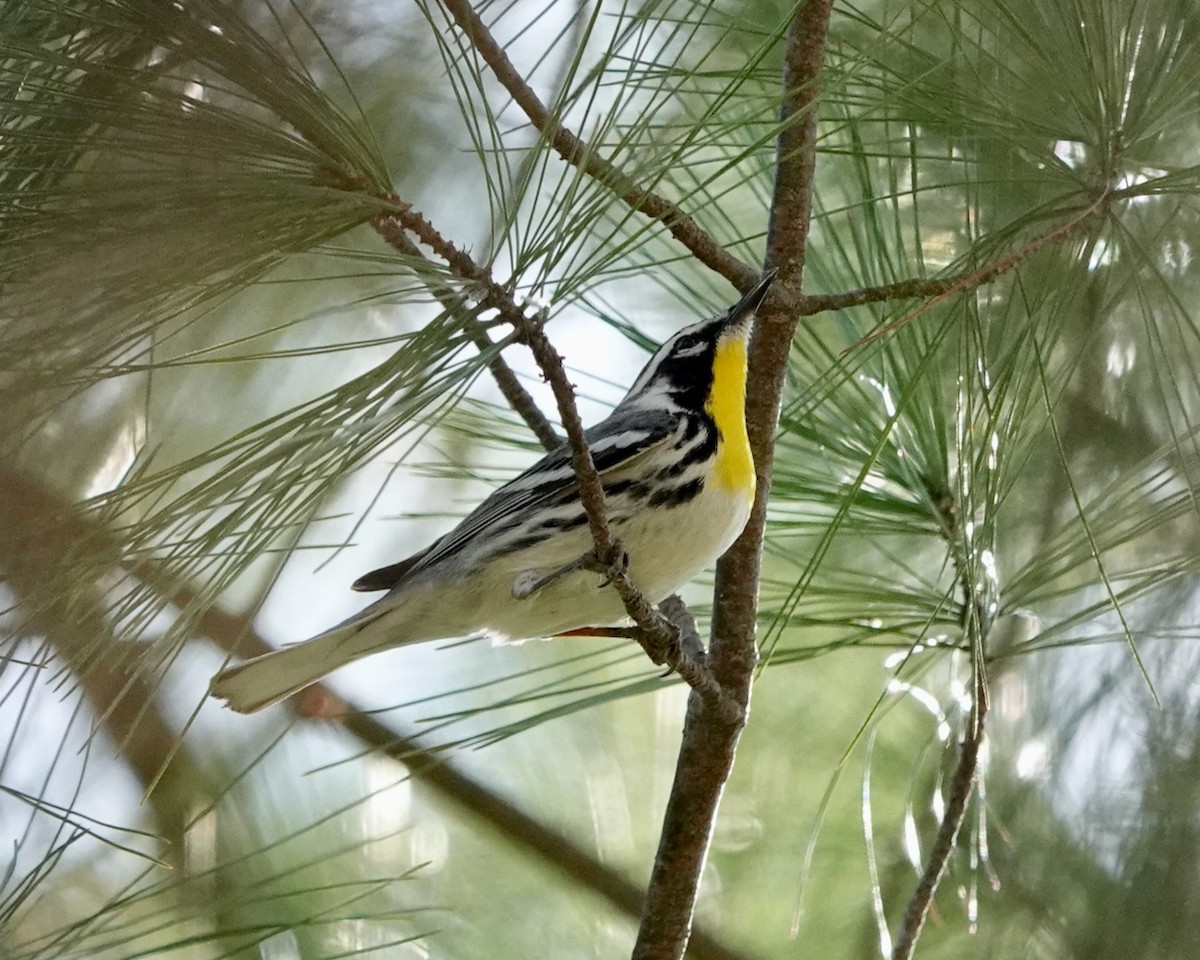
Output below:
[85,415,146,498]
[586,755,637,863]
[361,754,412,844]
[980,548,998,583]
[888,678,952,742]
[1116,167,1166,204]
[258,930,300,960]
[1163,239,1192,274]
[860,374,897,418]
[1088,236,1115,271]
[361,754,450,874]
[1053,140,1087,169]
[903,810,922,867]
[931,784,945,822]
[1016,738,1051,780]
[1105,341,1137,376]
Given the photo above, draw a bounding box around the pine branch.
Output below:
[799,275,977,315]
[433,0,760,293]
[631,3,835,958]
[371,213,562,449]
[429,0,1107,339]
[833,193,1111,347]
[890,691,987,960]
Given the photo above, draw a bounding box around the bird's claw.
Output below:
[513,542,630,601]
[512,553,589,599]
[583,541,629,588]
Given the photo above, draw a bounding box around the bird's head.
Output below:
[619,271,776,414]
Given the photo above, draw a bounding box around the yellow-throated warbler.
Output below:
[211,272,775,712]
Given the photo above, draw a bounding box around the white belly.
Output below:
[470,478,754,638]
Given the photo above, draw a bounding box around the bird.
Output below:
[210,272,775,713]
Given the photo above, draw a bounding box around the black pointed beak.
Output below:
[723,269,777,329]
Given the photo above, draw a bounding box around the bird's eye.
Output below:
[674,339,706,358]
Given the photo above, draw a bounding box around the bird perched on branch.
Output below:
[210,272,775,713]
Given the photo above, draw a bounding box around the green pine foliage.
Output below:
[2,0,1199,957]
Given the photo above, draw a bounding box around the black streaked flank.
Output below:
[648,477,704,508]
[603,478,655,502]
[539,513,589,532]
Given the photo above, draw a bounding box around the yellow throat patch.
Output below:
[705,336,755,500]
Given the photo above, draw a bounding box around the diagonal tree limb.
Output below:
[198,590,754,960]
[0,465,756,960]
[371,214,562,450]
[433,0,761,293]
[0,469,208,853]
[205,611,757,960]
[630,3,836,959]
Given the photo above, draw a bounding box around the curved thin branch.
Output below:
[837,193,1110,348]
[890,688,987,960]
[434,0,760,292]
[888,477,994,959]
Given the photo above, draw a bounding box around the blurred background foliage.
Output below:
[2,0,1199,957]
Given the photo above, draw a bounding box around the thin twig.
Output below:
[799,275,975,315]
[890,683,988,960]
[631,3,836,959]
[434,0,760,293]
[375,199,737,715]
[796,207,1106,317]
[888,478,992,960]
[564,597,733,720]
[839,193,1111,350]
[371,214,562,449]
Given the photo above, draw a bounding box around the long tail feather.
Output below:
[210,614,386,714]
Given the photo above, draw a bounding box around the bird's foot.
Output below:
[513,542,630,600]
[511,553,590,599]
[581,541,629,588]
